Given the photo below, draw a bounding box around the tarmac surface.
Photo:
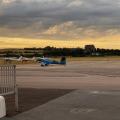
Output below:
[2,61,120,120]
[17,61,120,90]
[4,90,120,120]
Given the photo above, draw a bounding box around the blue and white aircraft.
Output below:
[37,57,66,67]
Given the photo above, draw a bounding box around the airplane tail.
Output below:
[18,56,23,61]
[60,56,66,65]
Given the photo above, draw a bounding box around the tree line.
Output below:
[0,46,120,57]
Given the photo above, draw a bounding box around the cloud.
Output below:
[43,21,75,35]
[67,0,83,7]
[0,0,120,39]
[0,0,17,5]
[42,21,89,39]
[42,21,120,40]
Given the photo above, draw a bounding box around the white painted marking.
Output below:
[90,91,120,95]
[70,108,96,114]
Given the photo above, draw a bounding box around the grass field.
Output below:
[53,56,120,62]
[0,59,36,65]
[0,56,120,65]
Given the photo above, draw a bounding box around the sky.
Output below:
[0,0,120,49]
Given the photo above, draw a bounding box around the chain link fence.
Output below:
[0,65,18,111]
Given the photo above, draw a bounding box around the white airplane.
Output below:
[34,56,45,62]
[2,56,35,62]
[3,56,23,61]
[19,56,36,61]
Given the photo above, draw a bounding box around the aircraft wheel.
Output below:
[41,64,45,67]
[41,62,45,67]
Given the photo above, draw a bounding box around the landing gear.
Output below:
[41,62,48,67]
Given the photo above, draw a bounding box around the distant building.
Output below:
[84,45,96,54]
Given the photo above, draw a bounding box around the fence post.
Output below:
[15,85,19,112]
[14,65,19,112]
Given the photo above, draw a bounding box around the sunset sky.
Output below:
[0,0,120,49]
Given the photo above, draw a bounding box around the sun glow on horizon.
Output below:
[0,36,120,49]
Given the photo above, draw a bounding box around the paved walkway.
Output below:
[0,90,120,120]
[3,90,120,120]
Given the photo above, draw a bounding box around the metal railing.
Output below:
[0,65,18,111]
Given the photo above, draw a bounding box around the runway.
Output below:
[16,61,120,90]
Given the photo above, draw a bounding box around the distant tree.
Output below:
[84,45,96,55]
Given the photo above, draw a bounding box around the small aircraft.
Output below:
[3,56,35,62]
[3,56,23,61]
[19,56,36,62]
[37,56,66,67]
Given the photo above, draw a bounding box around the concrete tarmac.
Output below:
[12,90,120,120]
[2,61,120,120]
[17,61,120,90]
